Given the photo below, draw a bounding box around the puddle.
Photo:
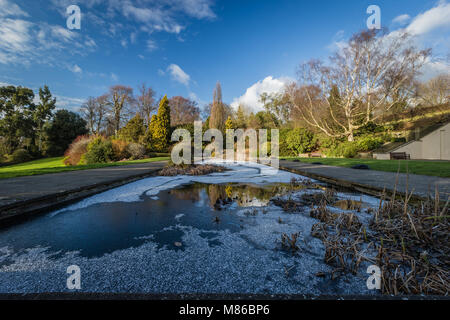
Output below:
[0,183,295,258]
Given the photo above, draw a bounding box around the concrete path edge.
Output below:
[0,167,163,225]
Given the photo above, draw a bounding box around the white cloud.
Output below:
[0,4,94,67]
[122,2,183,34]
[327,30,346,52]
[392,14,410,26]
[130,32,137,44]
[406,1,450,35]
[110,72,119,81]
[70,64,82,74]
[54,95,85,111]
[231,76,292,112]
[49,25,77,42]
[146,39,157,51]
[0,19,32,56]
[420,57,450,80]
[175,0,216,19]
[0,0,216,69]
[0,0,29,17]
[50,0,216,51]
[85,38,97,48]
[167,64,190,85]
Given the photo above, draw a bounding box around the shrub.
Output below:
[11,149,32,163]
[355,135,384,152]
[325,141,359,158]
[111,139,130,161]
[127,143,146,160]
[285,128,317,155]
[279,129,295,156]
[318,134,341,149]
[64,135,92,166]
[355,121,384,136]
[117,114,146,143]
[0,138,8,162]
[82,137,114,164]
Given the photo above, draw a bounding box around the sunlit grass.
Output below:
[0,156,170,179]
[281,157,450,178]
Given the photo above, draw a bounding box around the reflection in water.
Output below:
[0,183,294,259]
[171,183,301,209]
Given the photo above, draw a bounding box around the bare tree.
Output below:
[288,30,429,141]
[95,94,108,134]
[80,97,97,135]
[201,103,212,120]
[415,74,450,106]
[107,85,134,134]
[136,83,156,125]
[80,95,109,135]
[169,96,200,126]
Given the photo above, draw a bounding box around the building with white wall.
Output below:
[374,122,450,160]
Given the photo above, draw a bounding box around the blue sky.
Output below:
[0,0,449,112]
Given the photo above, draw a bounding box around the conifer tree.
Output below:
[209,82,226,131]
[117,113,145,143]
[152,95,171,152]
[144,114,158,150]
[225,116,234,130]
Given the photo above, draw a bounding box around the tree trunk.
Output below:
[347,131,354,142]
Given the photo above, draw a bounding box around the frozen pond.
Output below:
[0,162,380,295]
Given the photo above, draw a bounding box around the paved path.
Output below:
[280,160,450,200]
[0,161,167,208]
[0,159,448,218]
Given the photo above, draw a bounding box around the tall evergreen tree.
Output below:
[152,95,171,152]
[144,114,158,150]
[236,105,247,128]
[0,86,36,154]
[34,85,56,152]
[44,110,88,156]
[209,82,226,131]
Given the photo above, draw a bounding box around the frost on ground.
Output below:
[0,161,379,295]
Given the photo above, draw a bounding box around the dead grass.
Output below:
[280,232,300,254]
[370,189,449,295]
[159,164,227,176]
[272,176,449,295]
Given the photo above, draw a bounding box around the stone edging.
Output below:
[279,165,431,203]
[0,168,162,225]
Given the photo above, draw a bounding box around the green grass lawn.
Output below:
[0,156,170,179]
[281,157,450,178]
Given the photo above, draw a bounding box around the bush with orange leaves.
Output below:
[63,135,92,166]
[111,139,130,161]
